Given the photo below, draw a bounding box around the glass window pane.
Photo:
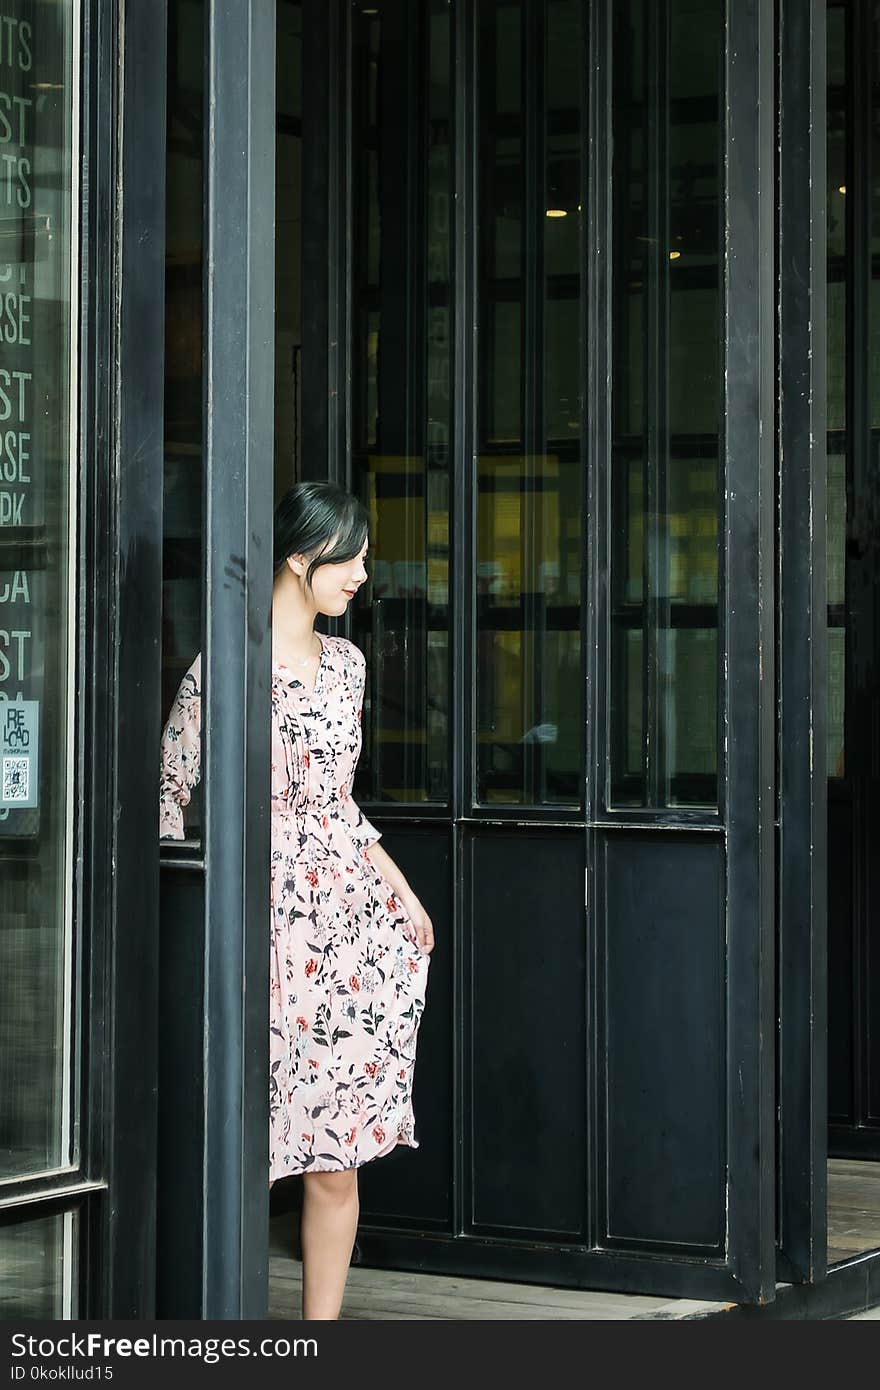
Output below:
[476,0,585,808]
[610,0,722,810]
[275,0,303,497]
[0,0,79,1178]
[162,0,205,839]
[350,0,452,807]
[0,1211,77,1319]
[827,2,846,780]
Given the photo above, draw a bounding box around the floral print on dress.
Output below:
[159,633,429,1179]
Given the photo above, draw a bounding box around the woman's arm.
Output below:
[346,642,434,954]
[159,655,202,839]
[366,839,434,955]
[363,838,412,900]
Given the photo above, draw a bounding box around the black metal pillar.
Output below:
[776,0,828,1285]
[201,0,275,1320]
[724,0,777,1303]
[107,0,167,1318]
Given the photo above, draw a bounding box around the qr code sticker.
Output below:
[2,756,29,803]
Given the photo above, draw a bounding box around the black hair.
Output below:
[272,481,371,588]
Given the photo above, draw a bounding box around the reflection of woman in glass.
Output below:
[159,481,433,1320]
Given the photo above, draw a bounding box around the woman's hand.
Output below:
[398,890,435,956]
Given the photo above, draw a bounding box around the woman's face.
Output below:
[288,535,369,617]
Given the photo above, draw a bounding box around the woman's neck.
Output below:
[272,575,319,662]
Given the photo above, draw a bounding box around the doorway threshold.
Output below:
[269,1216,880,1321]
[637,1247,880,1320]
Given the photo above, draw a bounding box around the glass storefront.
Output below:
[0,0,79,1175]
[347,0,723,819]
[348,0,586,811]
[0,0,81,1318]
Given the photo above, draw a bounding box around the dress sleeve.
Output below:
[338,643,382,853]
[159,654,202,840]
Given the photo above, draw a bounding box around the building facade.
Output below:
[1,0,878,1320]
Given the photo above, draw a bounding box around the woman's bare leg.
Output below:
[300,1168,359,1320]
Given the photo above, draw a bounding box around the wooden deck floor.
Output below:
[268,1159,880,1320]
[827,1158,880,1264]
[267,1228,682,1321]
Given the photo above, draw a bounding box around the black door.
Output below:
[311,0,779,1303]
[826,0,880,1164]
[776,0,828,1283]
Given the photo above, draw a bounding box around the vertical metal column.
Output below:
[202,0,275,1319]
[108,0,166,1318]
[776,0,828,1284]
[452,0,478,1254]
[585,0,613,1251]
[724,0,777,1302]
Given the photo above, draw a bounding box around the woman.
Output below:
[159,480,433,1320]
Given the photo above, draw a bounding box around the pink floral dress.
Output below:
[159,633,429,1180]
